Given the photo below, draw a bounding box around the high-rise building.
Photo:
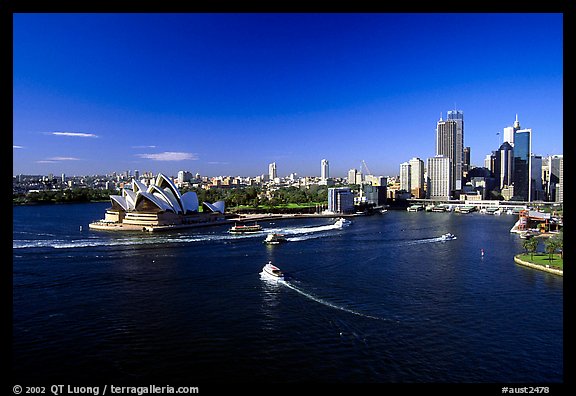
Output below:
[463,147,471,173]
[512,127,532,201]
[557,157,563,203]
[530,155,545,201]
[436,110,463,192]
[399,162,411,192]
[427,155,451,200]
[546,155,562,202]
[408,157,425,198]
[321,159,329,181]
[494,142,514,190]
[347,169,358,185]
[484,154,493,171]
[447,110,464,190]
[268,162,277,181]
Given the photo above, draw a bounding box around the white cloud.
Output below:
[131,145,157,149]
[48,132,98,138]
[48,157,80,161]
[137,152,199,161]
[207,161,230,165]
[36,157,81,163]
[13,145,24,149]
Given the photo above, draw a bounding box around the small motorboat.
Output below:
[441,233,457,240]
[263,233,287,245]
[262,261,284,279]
[334,217,351,228]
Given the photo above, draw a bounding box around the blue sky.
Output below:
[13,13,563,178]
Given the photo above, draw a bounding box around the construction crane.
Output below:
[360,160,372,176]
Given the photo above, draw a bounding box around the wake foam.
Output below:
[279,280,385,321]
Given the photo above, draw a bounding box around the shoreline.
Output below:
[88,212,359,232]
[513,255,563,276]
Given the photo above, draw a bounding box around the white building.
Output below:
[427,155,452,200]
[321,159,329,181]
[268,162,277,181]
[400,162,411,192]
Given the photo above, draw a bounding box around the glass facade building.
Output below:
[512,129,531,201]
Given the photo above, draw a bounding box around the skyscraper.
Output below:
[399,162,411,192]
[408,157,425,198]
[427,155,451,200]
[348,169,358,185]
[268,162,277,181]
[463,147,471,173]
[512,127,532,201]
[557,157,563,203]
[495,142,514,190]
[436,110,464,192]
[321,159,329,181]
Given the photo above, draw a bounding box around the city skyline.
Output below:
[13,13,563,177]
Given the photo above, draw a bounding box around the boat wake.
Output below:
[13,220,349,250]
[277,279,386,321]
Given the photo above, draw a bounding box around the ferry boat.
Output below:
[262,261,284,279]
[229,222,262,234]
[263,233,287,245]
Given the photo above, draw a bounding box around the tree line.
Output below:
[13,188,115,204]
[14,185,329,209]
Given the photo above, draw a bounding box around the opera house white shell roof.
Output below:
[109,173,224,215]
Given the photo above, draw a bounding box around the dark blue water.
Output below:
[12,203,563,383]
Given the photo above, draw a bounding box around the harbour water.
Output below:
[12,203,563,383]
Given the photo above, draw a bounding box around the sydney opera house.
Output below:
[90,173,225,231]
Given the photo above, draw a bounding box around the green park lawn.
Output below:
[517,253,563,270]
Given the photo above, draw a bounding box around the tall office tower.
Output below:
[494,142,514,190]
[447,110,464,190]
[547,155,563,202]
[427,155,452,200]
[436,110,463,192]
[408,157,425,198]
[268,162,277,181]
[463,147,471,173]
[61,173,66,183]
[134,170,140,180]
[400,162,411,192]
[348,169,358,185]
[556,157,563,203]
[530,155,545,201]
[321,159,329,181]
[512,127,532,201]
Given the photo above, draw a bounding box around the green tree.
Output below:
[544,238,560,264]
[522,238,539,261]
